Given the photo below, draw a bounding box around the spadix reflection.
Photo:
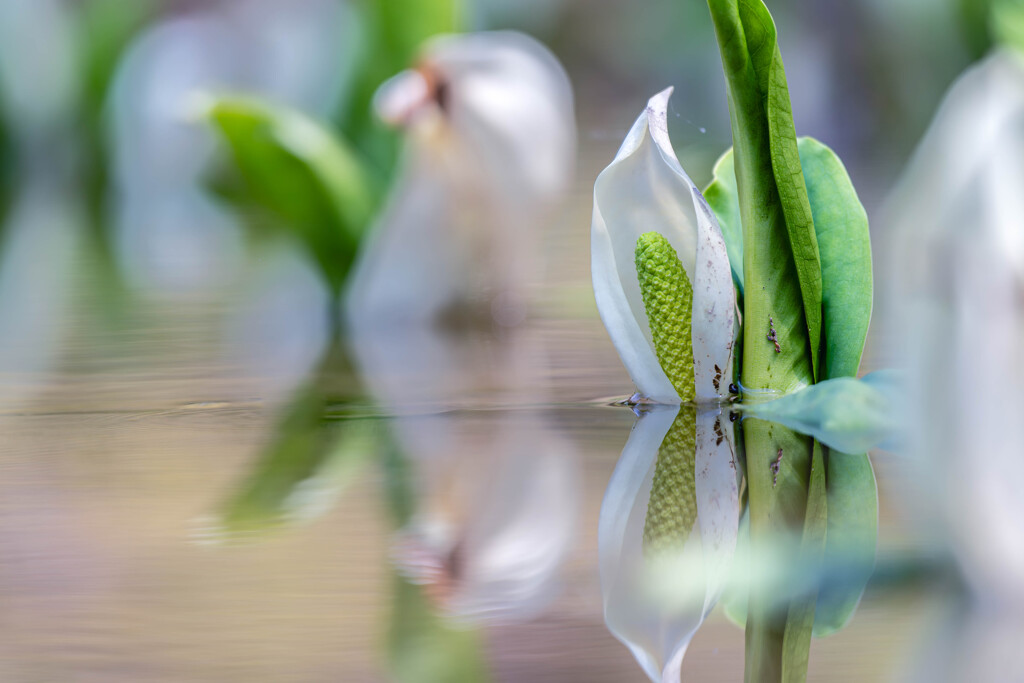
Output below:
[599,405,739,683]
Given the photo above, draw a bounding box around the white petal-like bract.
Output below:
[348,31,576,326]
[592,89,735,403]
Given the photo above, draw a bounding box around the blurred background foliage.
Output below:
[0,0,1015,286]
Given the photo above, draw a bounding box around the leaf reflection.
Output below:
[601,406,879,682]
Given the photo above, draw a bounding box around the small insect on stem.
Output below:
[766,316,781,353]
[769,448,783,487]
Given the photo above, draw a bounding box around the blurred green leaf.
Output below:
[204,96,377,294]
[992,0,1024,54]
[217,343,375,535]
[388,573,490,683]
[77,0,156,221]
[78,0,157,122]
[707,0,822,392]
[958,0,997,58]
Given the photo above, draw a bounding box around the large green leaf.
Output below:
[204,96,376,294]
[705,138,873,382]
[707,0,822,392]
[797,138,872,380]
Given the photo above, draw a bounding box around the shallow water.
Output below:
[0,237,946,682]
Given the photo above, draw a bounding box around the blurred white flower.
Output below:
[591,89,736,404]
[884,50,1024,606]
[599,405,739,683]
[347,31,576,327]
[882,50,1024,679]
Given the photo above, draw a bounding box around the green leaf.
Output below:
[814,450,877,637]
[707,0,822,392]
[703,148,745,298]
[992,0,1024,55]
[78,0,157,122]
[705,138,873,381]
[797,138,872,380]
[204,96,377,294]
[740,372,899,455]
[217,344,374,535]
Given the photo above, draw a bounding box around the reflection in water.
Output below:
[213,318,581,677]
[599,405,739,683]
[600,403,880,682]
[204,26,581,681]
[351,321,580,627]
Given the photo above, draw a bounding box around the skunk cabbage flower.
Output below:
[600,405,739,682]
[348,31,575,326]
[592,89,736,404]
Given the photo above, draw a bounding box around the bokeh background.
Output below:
[0,0,1013,681]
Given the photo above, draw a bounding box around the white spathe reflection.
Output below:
[350,318,581,624]
[350,292,580,625]
[599,405,739,683]
[883,50,1024,610]
[108,0,356,292]
[392,420,578,624]
[348,31,576,326]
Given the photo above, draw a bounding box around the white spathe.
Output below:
[599,405,740,683]
[591,89,736,404]
[347,31,576,326]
